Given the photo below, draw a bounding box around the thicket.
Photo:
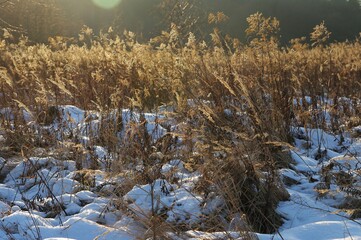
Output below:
[0,11,361,236]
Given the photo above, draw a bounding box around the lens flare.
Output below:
[92,0,122,9]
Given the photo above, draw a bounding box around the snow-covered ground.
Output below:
[0,105,360,239]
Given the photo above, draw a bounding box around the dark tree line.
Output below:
[1,0,360,44]
[114,0,361,44]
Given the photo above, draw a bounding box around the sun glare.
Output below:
[92,0,122,9]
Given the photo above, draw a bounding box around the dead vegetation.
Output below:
[0,12,361,237]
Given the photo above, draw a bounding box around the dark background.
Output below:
[1,0,360,45]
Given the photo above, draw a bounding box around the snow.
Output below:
[277,189,347,229]
[124,179,175,216]
[0,201,10,217]
[0,186,21,202]
[349,140,361,156]
[54,194,81,206]
[75,190,97,203]
[44,106,167,145]
[51,178,80,196]
[124,176,203,226]
[44,237,76,240]
[112,216,145,237]
[259,126,361,240]
[64,203,81,215]
[1,105,361,239]
[1,211,55,234]
[266,221,361,240]
[161,159,185,174]
[43,238,77,240]
[32,217,132,240]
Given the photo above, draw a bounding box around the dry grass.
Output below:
[0,13,361,236]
